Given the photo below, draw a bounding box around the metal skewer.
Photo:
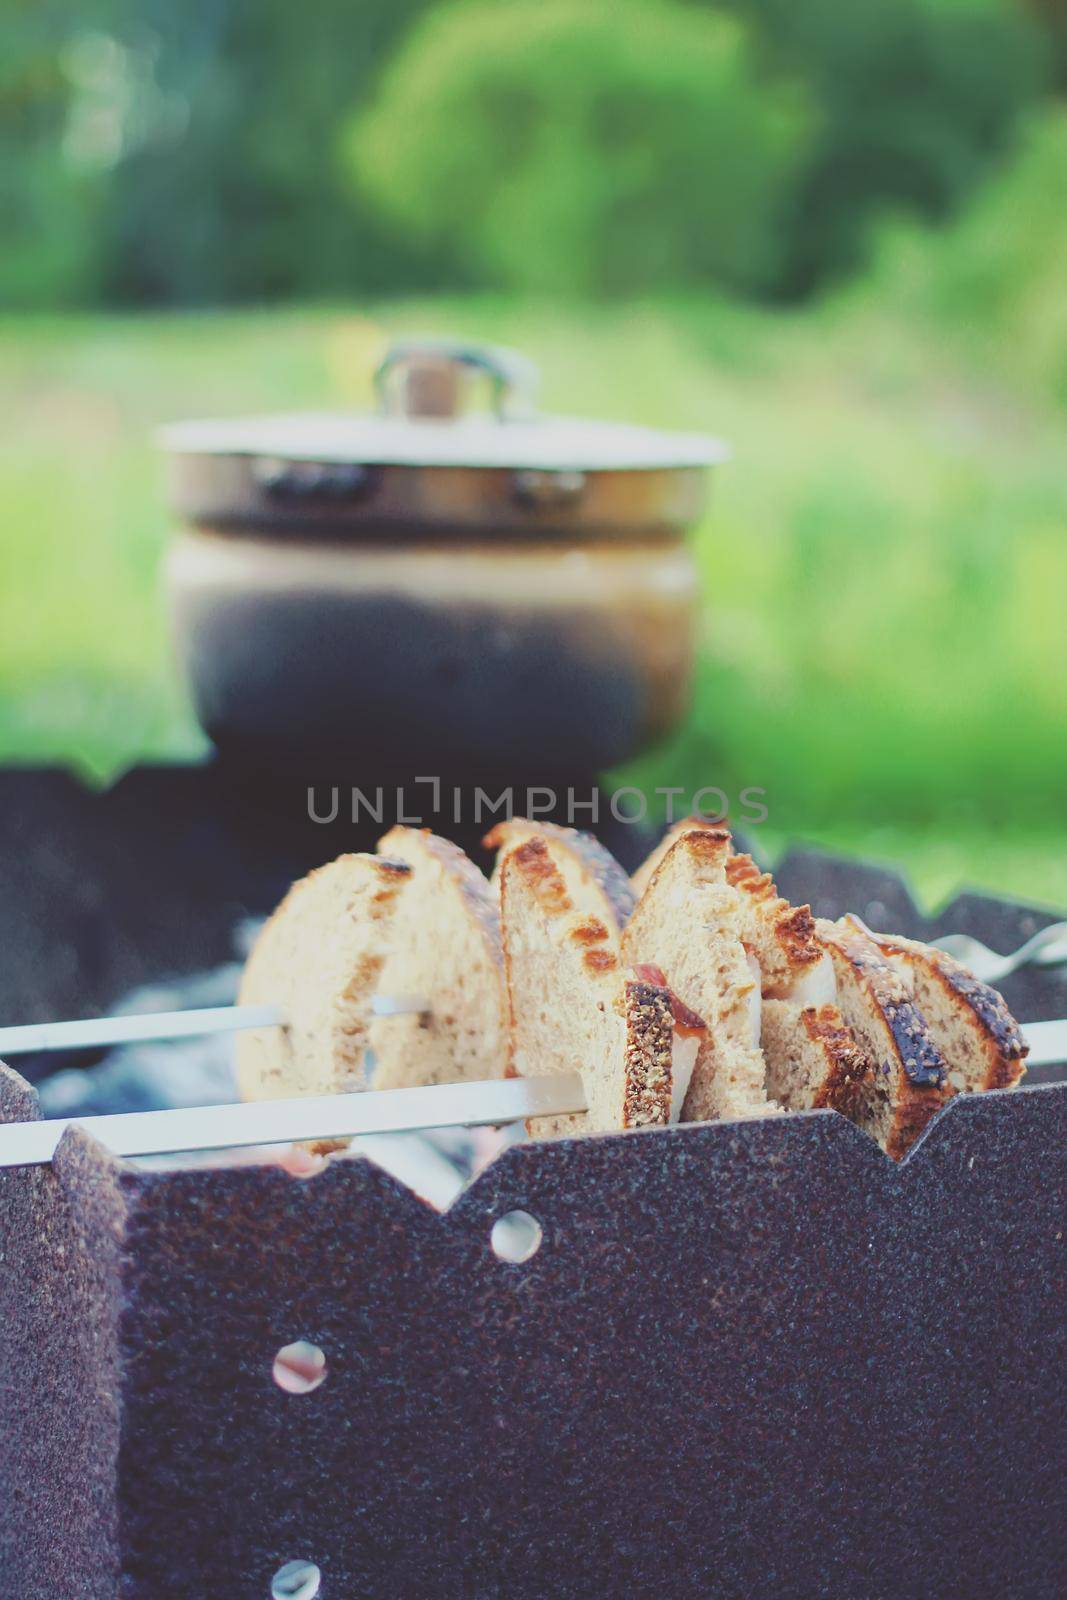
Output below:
[0,994,429,1056]
[0,1014,1061,1171]
[0,1074,587,1169]
[0,1005,283,1056]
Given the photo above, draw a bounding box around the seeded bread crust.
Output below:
[620,979,676,1129]
[483,818,635,929]
[858,923,1028,1093]
[817,918,949,1159]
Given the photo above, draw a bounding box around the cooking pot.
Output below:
[161,339,727,778]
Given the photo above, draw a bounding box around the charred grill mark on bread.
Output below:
[484,818,636,928]
[237,853,413,1102]
[816,918,949,1160]
[723,849,822,988]
[500,836,675,1135]
[379,826,503,970]
[853,921,1028,1093]
[507,835,574,917]
[566,913,621,975]
[824,922,946,1088]
[800,1004,871,1113]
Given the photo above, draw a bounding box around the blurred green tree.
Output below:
[0,0,1058,308]
[97,0,438,304]
[719,0,1050,293]
[346,0,813,297]
[0,6,110,306]
[1,0,441,309]
[877,107,1067,400]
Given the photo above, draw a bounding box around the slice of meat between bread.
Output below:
[500,835,677,1138]
[484,818,635,930]
[237,853,411,1102]
[369,827,507,1090]
[623,827,779,1123]
[816,917,949,1159]
[854,921,1028,1094]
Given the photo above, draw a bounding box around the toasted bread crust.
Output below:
[801,1004,871,1115]
[484,819,636,928]
[822,922,947,1088]
[726,852,822,977]
[378,826,502,969]
[631,817,730,897]
[818,918,948,1159]
[862,927,1028,1091]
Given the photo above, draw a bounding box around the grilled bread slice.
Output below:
[720,844,875,1117]
[484,818,635,930]
[816,917,950,1158]
[500,835,679,1137]
[237,853,411,1101]
[623,827,778,1123]
[857,922,1028,1094]
[761,1000,870,1119]
[369,827,507,1090]
[721,850,827,999]
[631,815,717,898]
[635,821,829,996]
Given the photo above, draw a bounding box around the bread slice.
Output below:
[857,923,1028,1094]
[636,821,829,995]
[237,853,411,1101]
[483,818,635,930]
[631,815,717,898]
[716,843,876,1118]
[369,827,507,1090]
[500,836,678,1137]
[761,999,870,1119]
[816,917,949,1158]
[622,828,778,1123]
[722,849,827,998]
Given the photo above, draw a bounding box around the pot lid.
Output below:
[159,338,728,474]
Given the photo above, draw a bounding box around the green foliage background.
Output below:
[2,0,1054,306]
[1,0,1065,902]
[349,0,812,297]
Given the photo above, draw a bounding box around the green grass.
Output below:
[1,295,1065,907]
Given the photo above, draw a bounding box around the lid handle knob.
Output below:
[375,339,539,423]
